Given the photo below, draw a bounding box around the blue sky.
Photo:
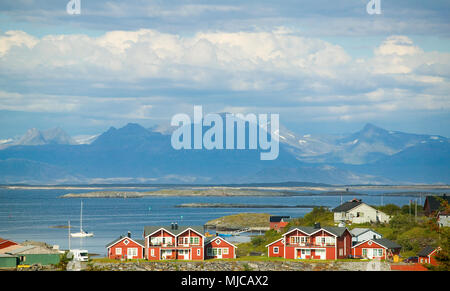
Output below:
[0,0,449,138]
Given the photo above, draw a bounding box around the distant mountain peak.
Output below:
[361,123,386,132]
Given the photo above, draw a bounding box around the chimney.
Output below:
[171,223,174,230]
[127,231,131,238]
[314,222,321,229]
[175,223,178,230]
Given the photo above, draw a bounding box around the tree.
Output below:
[288,206,334,227]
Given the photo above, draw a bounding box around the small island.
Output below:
[175,203,319,208]
[58,188,285,198]
[205,213,271,231]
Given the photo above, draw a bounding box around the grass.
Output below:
[206,213,271,229]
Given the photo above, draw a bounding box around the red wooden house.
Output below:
[418,246,441,265]
[106,232,145,260]
[144,224,205,260]
[266,238,285,258]
[269,216,290,232]
[205,236,237,259]
[352,238,401,260]
[266,224,352,260]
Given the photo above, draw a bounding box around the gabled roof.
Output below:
[332,199,363,212]
[284,226,349,237]
[204,236,237,249]
[418,246,439,257]
[350,228,382,238]
[352,238,401,250]
[144,225,204,238]
[270,216,291,223]
[265,238,284,247]
[105,236,145,249]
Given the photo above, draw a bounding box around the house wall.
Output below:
[190,246,204,260]
[267,240,284,258]
[438,215,450,227]
[145,229,176,259]
[419,250,439,265]
[18,254,60,266]
[205,238,235,259]
[108,238,144,260]
[270,221,289,232]
[281,229,351,260]
[337,204,390,224]
[352,241,387,259]
[177,229,203,247]
[147,246,160,260]
[336,231,352,259]
[0,256,18,268]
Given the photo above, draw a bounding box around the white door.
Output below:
[315,249,326,260]
[367,249,374,259]
[217,248,222,259]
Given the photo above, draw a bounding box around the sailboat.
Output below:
[71,201,94,237]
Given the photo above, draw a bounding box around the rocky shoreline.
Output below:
[87,260,392,271]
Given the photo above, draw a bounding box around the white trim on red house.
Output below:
[308,228,339,237]
[105,236,145,250]
[351,239,388,250]
[283,228,312,237]
[206,237,238,249]
[177,227,206,239]
[265,238,284,247]
[144,227,177,239]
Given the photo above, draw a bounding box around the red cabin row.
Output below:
[266,225,352,260]
[106,225,236,261]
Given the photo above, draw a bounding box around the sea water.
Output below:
[0,187,447,256]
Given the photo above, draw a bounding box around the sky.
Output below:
[0,0,449,138]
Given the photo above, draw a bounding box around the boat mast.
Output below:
[80,200,83,232]
[68,220,71,249]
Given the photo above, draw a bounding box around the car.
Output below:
[403,256,418,263]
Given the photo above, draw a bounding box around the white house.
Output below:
[332,199,390,224]
[350,228,383,245]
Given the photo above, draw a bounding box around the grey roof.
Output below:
[270,216,291,223]
[105,236,145,248]
[286,226,349,237]
[372,238,401,249]
[418,246,437,257]
[332,200,363,212]
[350,228,382,237]
[350,228,370,236]
[144,225,204,237]
[6,245,36,255]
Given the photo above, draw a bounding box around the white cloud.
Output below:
[0,29,449,126]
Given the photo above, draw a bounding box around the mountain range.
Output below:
[0,122,448,185]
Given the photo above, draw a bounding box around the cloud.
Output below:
[0,28,449,135]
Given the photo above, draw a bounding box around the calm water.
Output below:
[0,187,447,257]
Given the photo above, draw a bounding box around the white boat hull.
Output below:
[71,232,94,238]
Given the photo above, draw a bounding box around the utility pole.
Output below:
[409,200,412,221]
[415,199,418,223]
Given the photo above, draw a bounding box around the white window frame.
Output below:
[223,248,229,255]
[150,248,155,257]
[127,248,138,258]
[115,248,122,255]
[273,247,279,254]
[190,236,200,245]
